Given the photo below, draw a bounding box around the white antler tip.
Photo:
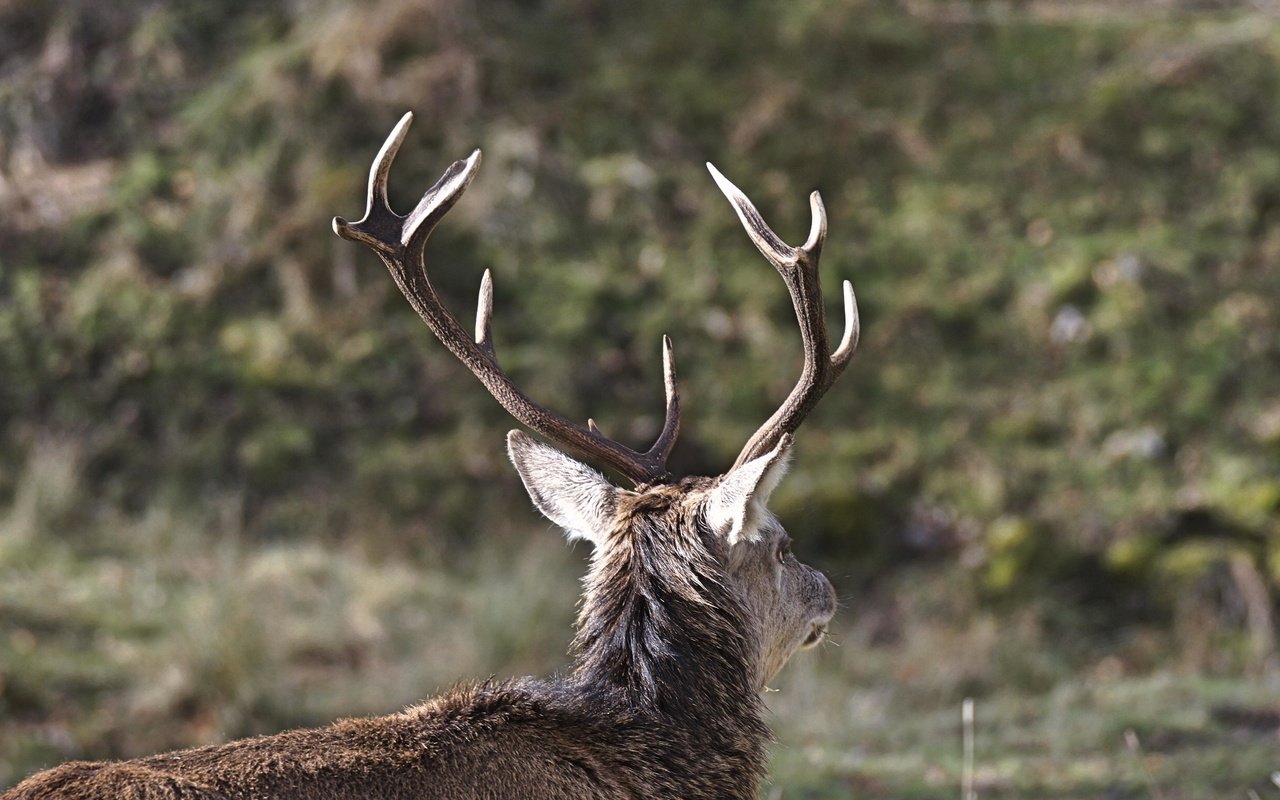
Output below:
[475,269,495,349]
[803,191,827,254]
[383,112,415,157]
[660,334,677,389]
[832,279,860,362]
[705,162,739,199]
[368,113,419,211]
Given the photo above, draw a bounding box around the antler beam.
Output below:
[706,164,859,470]
[333,113,680,485]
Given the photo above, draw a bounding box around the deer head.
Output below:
[332,112,857,699]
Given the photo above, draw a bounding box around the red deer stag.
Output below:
[4,111,858,800]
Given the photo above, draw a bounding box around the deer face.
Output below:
[509,431,835,693]
[701,435,837,688]
[720,516,836,687]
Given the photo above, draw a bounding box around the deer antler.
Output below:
[706,163,859,470]
[333,113,680,485]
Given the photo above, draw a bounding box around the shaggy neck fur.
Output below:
[569,481,765,735]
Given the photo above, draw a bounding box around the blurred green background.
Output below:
[2,1,1279,796]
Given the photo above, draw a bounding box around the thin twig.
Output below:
[1123,728,1166,800]
[962,697,975,800]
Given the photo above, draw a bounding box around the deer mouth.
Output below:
[801,624,826,648]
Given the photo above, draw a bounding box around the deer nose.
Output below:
[811,568,837,622]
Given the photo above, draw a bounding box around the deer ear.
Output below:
[706,433,793,545]
[507,431,620,547]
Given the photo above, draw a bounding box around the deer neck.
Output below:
[568,499,761,728]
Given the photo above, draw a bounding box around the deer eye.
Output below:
[776,540,792,564]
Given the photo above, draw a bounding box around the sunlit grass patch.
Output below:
[768,636,1280,798]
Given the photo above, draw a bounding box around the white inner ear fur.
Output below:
[506,430,620,547]
[706,434,793,545]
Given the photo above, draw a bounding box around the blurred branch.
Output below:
[1228,553,1278,674]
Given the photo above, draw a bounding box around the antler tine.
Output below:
[706,163,860,470]
[475,269,496,359]
[648,334,681,464]
[585,334,679,464]
[831,279,860,367]
[334,113,681,485]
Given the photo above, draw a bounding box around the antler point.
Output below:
[803,192,827,255]
[660,335,677,379]
[706,162,737,197]
[831,279,859,366]
[475,270,496,351]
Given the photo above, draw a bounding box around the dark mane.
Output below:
[570,482,765,718]
[558,481,770,795]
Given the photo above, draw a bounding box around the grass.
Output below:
[769,654,1280,798]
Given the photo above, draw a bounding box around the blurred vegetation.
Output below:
[2,0,1279,796]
